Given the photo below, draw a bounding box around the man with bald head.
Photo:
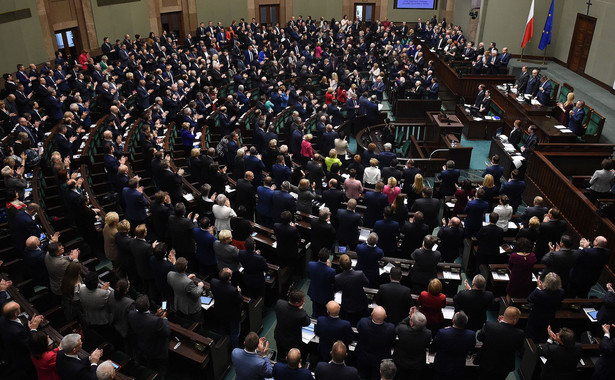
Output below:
[569,236,611,297]
[315,301,354,362]
[476,306,525,380]
[210,268,243,347]
[437,216,465,262]
[314,341,359,379]
[0,301,44,378]
[271,348,312,380]
[23,235,51,287]
[356,306,396,380]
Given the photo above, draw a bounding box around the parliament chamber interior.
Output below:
[1,0,615,379]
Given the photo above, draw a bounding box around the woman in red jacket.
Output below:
[30,330,61,380]
[418,278,447,334]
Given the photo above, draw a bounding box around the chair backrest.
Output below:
[582,104,593,126]
[488,102,504,117]
[547,79,559,101]
[585,109,605,136]
[558,82,574,104]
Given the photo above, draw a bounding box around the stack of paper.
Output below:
[379,262,395,276]
[492,272,509,281]
[351,259,357,268]
[334,291,342,304]
[301,323,316,344]
[560,128,573,133]
[554,125,566,129]
[443,306,455,320]
[442,271,461,280]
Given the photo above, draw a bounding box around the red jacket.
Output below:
[418,291,446,326]
[31,348,61,380]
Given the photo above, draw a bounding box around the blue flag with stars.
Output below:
[539,0,555,50]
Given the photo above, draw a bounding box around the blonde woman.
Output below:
[330,72,338,91]
[407,173,424,208]
[556,92,574,125]
[481,174,498,206]
[325,149,342,172]
[214,229,240,272]
[369,63,381,82]
[103,211,120,267]
[384,177,401,204]
[363,158,381,187]
[297,178,319,214]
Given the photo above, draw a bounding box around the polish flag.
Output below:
[521,0,535,48]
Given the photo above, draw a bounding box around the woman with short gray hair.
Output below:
[212,194,236,231]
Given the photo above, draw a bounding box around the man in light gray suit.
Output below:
[167,257,204,323]
[44,241,80,296]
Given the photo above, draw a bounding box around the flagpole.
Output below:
[542,46,547,65]
[520,48,524,62]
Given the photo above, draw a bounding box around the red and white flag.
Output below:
[521,0,535,48]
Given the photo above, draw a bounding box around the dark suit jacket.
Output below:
[307,261,336,305]
[375,282,413,325]
[0,318,33,373]
[463,198,490,236]
[393,318,432,370]
[432,326,476,374]
[335,269,369,313]
[569,246,611,292]
[272,363,313,380]
[437,226,465,263]
[363,191,388,228]
[315,315,354,361]
[476,321,524,374]
[168,214,196,254]
[535,219,567,258]
[594,334,615,380]
[322,188,345,215]
[274,299,310,350]
[538,342,582,380]
[272,190,296,223]
[400,220,430,254]
[483,165,505,188]
[310,219,336,256]
[476,224,504,264]
[526,288,565,339]
[56,351,97,380]
[373,219,400,255]
[411,198,441,231]
[438,169,461,196]
[130,238,154,280]
[127,310,171,360]
[500,179,526,209]
[520,205,548,227]
[159,169,183,204]
[210,278,243,322]
[401,167,422,194]
[597,291,615,325]
[541,249,578,286]
[235,178,256,213]
[355,317,396,366]
[509,127,523,147]
[314,361,359,380]
[411,248,442,289]
[336,209,362,247]
[239,249,268,290]
[355,243,384,287]
[123,188,148,222]
[150,201,173,240]
[12,210,41,252]
[453,289,495,331]
[273,222,300,264]
[516,71,529,93]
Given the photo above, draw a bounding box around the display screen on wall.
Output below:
[394,0,438,9]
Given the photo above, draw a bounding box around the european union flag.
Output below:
[539,0,555,50]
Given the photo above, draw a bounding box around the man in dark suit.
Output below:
[355,306,396,380]
[315,301,354,362]
[438,160,461,197]
[336,199,363,250]
[437,217,465,262]
[158,160,184,205]
[335,254,369,326]
[130,224,157,298]
[535,208,568,260]
[483,154,505,190]
[210,268,243,347]
[123,178,149,226]
[411,188,441,232]
[127,295,170,377]
[475,212,505,267]
[509,119,524,147]
[274,289,311,361]
[355,232,384,288]
[11,203,42,253]
[308,248,336,318]
[323,179,345,225]
[235,171,257,219]
[310,208,336,262]
[521,125,538,159]
[594,323,615,380]
[525,69,541,96]
[314,341,360,380]
[568,236,611,297]
[373,206,400,257]
[392,307,431,378]
[0,301,45,379]
[272,181,297,223]
[541,234,579,288]
[272,348,313,380]
[375,267,413,325]
[232,332,273,379]
[474,84,486,108]
[454,275,495,331]
[274,210,301,283]
[55,333,103,380]
[399,211,430,257]
[432,311,476,379]
[537,76,552,106]
[515,66,529,93]
[568,100,587,136]
[536,326,582,380]
[378,143,396,168]
[55,124,77,159]
[476,306,525,380]
[401,160,422,195]
[364,182,388,228]
[520,196,549,227]
[500,169,526,213]
[597,283,615,325]
[320,124,339,154]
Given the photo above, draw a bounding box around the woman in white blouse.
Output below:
[212,194,236,232]
[363,158,382,187]
[493,194,513,231]
[369,63,381,83]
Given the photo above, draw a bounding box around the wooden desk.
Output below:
[531,115,579,143]
[455,105,504,140]
[427,111,464,141]
[169,322,212,366]
[488,137,521,180]
[497,88,552,117]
